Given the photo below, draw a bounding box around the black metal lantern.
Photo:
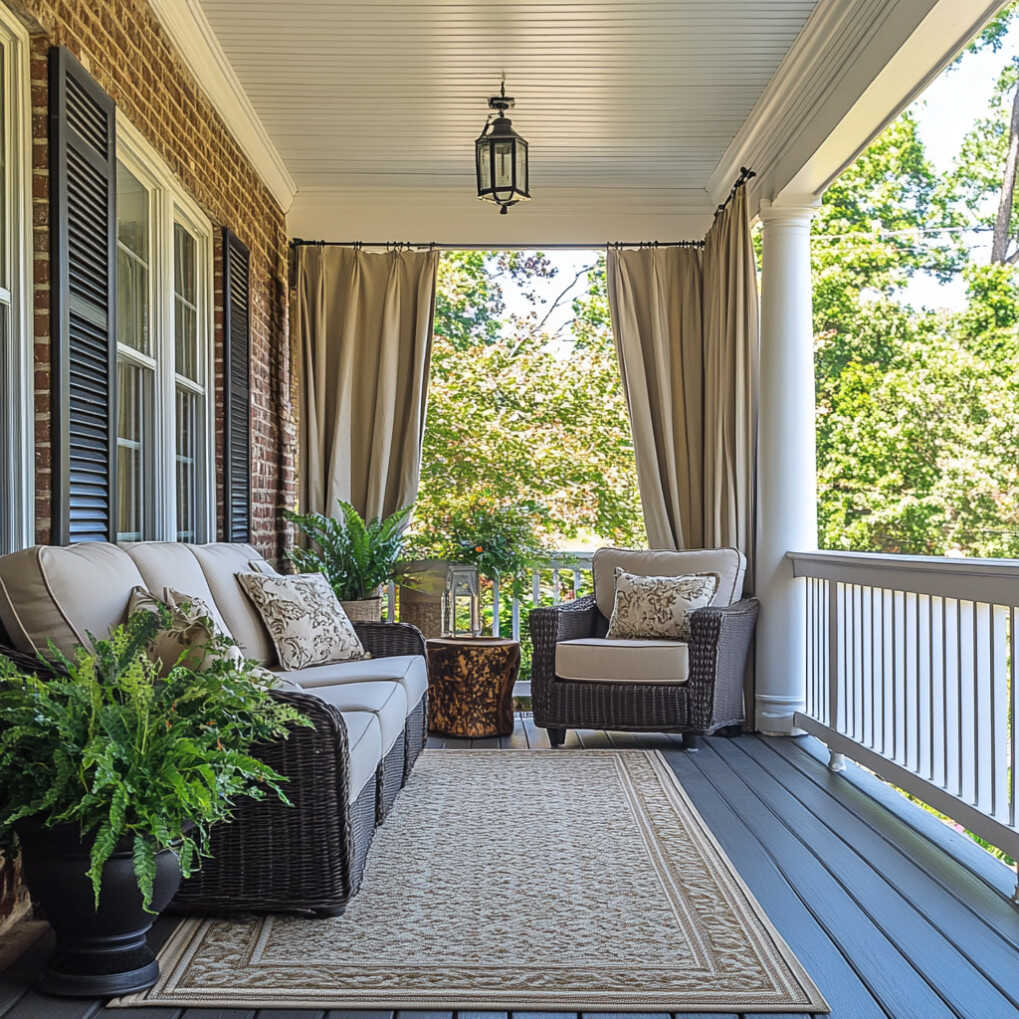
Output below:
[475,81,530,214]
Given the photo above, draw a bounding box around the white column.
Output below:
[755,198,820,735]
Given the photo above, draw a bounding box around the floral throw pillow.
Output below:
[605,568,719,642]
[236,571,369,671]
[128,586,243,675]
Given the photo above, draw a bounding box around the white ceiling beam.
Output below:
[287,189,715,246]
[147,0,297,212]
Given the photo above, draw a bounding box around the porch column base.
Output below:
[754,693,806,736]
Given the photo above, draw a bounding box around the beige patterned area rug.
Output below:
[113,749,828,1013]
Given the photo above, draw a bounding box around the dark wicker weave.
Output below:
[353,620,426,659]
[0,617,429,917]
[529,594,759,745]
[171,685,372,916]
[403,695,428,782]
[377,735,406,821]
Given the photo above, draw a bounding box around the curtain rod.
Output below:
[289,239,705,250]
[290,168,756,252]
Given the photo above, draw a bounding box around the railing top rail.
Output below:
[788,549,1019,604]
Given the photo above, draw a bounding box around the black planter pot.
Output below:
[16,822,181,997]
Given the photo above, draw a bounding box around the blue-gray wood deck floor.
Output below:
[2,716,1017,1019]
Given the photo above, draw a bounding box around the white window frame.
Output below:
[116,116,215,543]
[0,4,34,554]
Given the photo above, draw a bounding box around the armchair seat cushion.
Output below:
[555,637,689,685]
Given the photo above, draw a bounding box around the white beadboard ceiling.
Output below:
[198,0,819,239]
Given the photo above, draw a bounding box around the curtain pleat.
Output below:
[295,246,439,521]
[607,246,704,550]
[702,186,759,593]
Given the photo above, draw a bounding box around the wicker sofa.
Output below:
[0,540,428,917]
[529,547,759,747]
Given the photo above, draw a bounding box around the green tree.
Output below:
[414,251,643,555]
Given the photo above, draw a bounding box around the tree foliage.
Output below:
[813,15,1019,558]
[412,250,644,560]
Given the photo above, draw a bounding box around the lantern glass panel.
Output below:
[516,140,527,194]
[443,565,480,637]
[476,140,491,191]
[493,139,514,190]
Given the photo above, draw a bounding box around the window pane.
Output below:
[116,164,150,354]
[175,385,201,542]
[0,43,7,292]
[174,224,199,382]
[117,358,153,541]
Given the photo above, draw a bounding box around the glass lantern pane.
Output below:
[516,141,527,194]
[494,140,514,189]
[477,140,491,192]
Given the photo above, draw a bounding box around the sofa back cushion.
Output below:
[592,546,746,619]
[187,543,277,665]
[122,542,233,638]
[0,543,145,658]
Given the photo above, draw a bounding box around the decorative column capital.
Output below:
[758,196,822,224]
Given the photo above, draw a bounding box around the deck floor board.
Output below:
[0,725,1013,1019]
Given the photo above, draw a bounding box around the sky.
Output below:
[494,16,1017,334]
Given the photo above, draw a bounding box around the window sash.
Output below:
[113,126,214,546]
[0,9,32,555]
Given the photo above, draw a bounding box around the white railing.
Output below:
[789,550,1019,898]
[493,552,594,639]
[383,552,595,637]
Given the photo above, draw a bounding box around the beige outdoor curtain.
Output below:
[607,247,705,549]
[606,183,759,588]
[295,245,440,521]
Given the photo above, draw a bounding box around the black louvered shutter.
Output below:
[49,47,117,545]
[223,229,251,542]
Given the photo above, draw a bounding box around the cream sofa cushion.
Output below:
[0,543,145,658]
[555,637,689,685]
[337,709,383,803]
[312,681,407,755]
[123,542,233,638]
[187,543,277,664]
[592,546,746,618]
[275,654,428,712]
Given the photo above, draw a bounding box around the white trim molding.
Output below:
[710,0,1010,211]
[0,2,34,554]
[147,0,296,213]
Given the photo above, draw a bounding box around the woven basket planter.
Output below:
[340,597,382,623]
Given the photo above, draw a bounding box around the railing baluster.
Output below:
[1011,606,1017,830]
[532,569,541,607]
[511,594,521,642]
[491,577,500,637]
[788,552,1019,895]
[552,568,561,604]
[991,604,1007,822]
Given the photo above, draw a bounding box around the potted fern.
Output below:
[0,609,306,997]
[285,500,412,622]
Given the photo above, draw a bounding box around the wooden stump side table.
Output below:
[425,637,521,738]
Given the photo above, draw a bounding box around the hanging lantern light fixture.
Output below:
[475,80,531,214]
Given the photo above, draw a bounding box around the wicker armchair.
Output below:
[0,620,426,918]
[529,549,758,748]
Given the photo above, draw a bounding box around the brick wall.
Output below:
[12,0,296,562]
[0,0,297,933]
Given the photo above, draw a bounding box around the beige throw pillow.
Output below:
[236,572,369,671]
[605,568,718,642]
[128,586,243,674]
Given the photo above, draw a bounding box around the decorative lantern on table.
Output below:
[442,564,481,637]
